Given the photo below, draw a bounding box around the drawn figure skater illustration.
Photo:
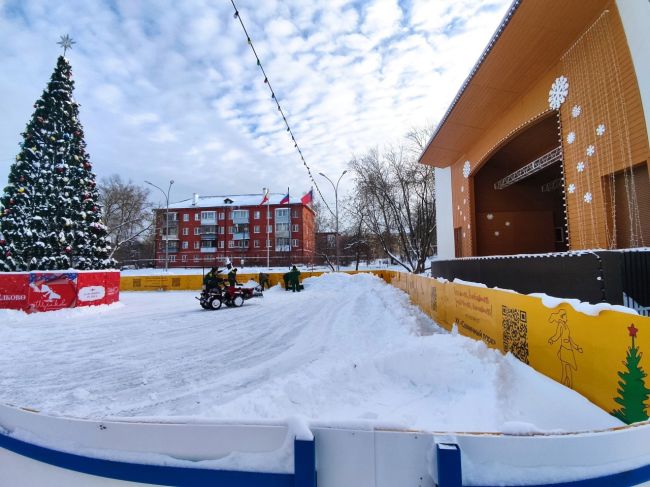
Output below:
[548,309,583,388]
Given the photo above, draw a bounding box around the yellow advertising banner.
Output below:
[391,272,650,423]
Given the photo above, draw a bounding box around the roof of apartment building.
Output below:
[167,193,305,210]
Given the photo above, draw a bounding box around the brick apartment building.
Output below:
[153,193,315,268]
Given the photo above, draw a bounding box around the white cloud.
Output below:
[0,0,511,202]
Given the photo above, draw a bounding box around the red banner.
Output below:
[0,271,120,312]
[28,272,78,312]
[0,274,29,310]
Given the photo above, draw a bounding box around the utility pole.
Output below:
[318,171,347,271]
[145,179,174,272]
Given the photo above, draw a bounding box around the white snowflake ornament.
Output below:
[576,162,585,173]
[586,145,595,157]
[487,213,494,220]
[584,192,592,203]
[571,105,582,118]
[548,76,569,110]
[494,231,500,237]
[463,160,471,179]
[568,183,576,194]
[596,124,606,136]
[567,132,576,144]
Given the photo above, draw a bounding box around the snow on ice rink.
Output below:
[0,273,621,433]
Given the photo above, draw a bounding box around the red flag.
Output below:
[279,190,290,205]
[259,189,269,206]
[300,189,313,205]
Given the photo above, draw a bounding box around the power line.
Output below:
[230,0,334,215]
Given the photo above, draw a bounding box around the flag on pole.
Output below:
[300,188,313,205]
[279,188,290,205]
[259,189,269,206]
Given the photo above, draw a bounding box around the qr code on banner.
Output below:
[502,305,529,364]
[431,287,437,312]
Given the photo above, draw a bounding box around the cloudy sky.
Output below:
[0,0,510,206]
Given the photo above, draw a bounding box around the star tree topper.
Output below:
[57,34,76,55]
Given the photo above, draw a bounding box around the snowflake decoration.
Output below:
[596,124,606,136]
[505,221,511,227]
[576,161,585,173]
[487,213,494,220]
[584,192,592,204]
[460,186,464,193]
[571,105,582,118]
[463,160,471,179]
[568,183,576,194]
[494,231,500,237]
[548,75,569,110]
[586,145,595,157]
[567,132,576,144]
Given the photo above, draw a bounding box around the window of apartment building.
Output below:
[200,240,216,248]
[194,227,200,235]
[194,241,200,250]
[292,224,299,232]
[268,225,273,233]
[201,225,216,235]
[254,225,260,234]
[219,241,224,249]
[219,212,225,220]
[229,226,235,234]
[276,222,290,233]
[183,213,189,222]
[275,208,289,221]
[266,239,272,248]
[254,211,260,219]
[232,210,249,220]
[219,226,225,235]
[182,228,189,236]
[292,209,299,218]
[228,241,234,248]
[194,213,200,221]
[169,255,176,262]
[193,255,200,262]
[181,255,187,262]
[254,240,260,248]
[182,241,188,249]
[201,211,215,220]
[292,239,299,247]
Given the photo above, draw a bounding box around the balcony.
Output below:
[201,217,216,225]
[275,245,291,252]
[200,247,217,253]
[232,214,249,224]
[232,232,250,241]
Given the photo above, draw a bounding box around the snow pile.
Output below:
[0,273,620,433]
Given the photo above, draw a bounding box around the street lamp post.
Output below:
[318,170,347,271]
[145,179,174,272]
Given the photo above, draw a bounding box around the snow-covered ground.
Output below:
[0,273,621,433]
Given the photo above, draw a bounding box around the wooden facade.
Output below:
[421,0,649,256]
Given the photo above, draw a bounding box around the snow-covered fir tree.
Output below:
[0,56,113,271]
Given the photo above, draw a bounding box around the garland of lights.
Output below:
[230,0,334,216]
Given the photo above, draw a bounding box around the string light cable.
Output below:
[230,0,335,216]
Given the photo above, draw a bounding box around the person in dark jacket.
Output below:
[289,265,301,292]
[227,267,238,287]
[258,272,270,290]
[203,267,222,291]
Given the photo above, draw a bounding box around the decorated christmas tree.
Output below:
[612,324,650,424]
[0,38,113,271]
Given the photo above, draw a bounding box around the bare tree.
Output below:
[98,175,152,261]
[349,127,436,274]
[312,199,336,271]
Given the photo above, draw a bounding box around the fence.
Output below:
[429,249,650,315]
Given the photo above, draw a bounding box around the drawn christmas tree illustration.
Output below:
[612,324,650,424]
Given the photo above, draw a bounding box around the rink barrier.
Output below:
[118,270,394,291]
[389,271,650,425]
[0,270,120,312]
[1,402,650,486]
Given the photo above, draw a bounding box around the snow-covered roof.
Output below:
[167,193,304,210]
